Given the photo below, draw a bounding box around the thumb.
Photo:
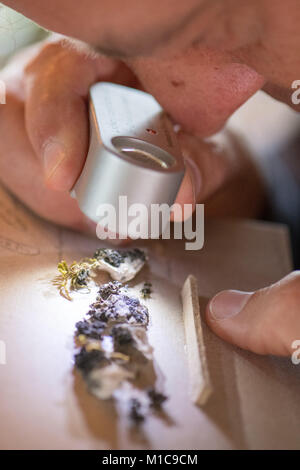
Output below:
[24,41,124,191]
[206,271,300,356]
[171,129,240,222]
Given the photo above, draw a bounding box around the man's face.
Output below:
[3,0,300,136]
[3,0,208,57]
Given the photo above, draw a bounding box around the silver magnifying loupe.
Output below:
[71,82,185,237]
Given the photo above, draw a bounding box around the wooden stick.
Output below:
[181,275,212,406]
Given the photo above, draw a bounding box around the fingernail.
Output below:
[171,161,197,223]
[209,290,252,320]
[177,133,202,203]
[185,157,200,204]
[43,141,67,181]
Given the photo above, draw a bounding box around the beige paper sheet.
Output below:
[0,184,298,450]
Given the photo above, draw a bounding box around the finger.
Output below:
[24,41,121,191]
[0,90,97,234]
[171,130,239,222]
[206,272,300,356]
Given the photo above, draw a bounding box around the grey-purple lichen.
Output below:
[74,280,166,422]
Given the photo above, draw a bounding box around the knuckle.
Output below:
[276,271,300,309]
[257,271,300,315]
[25,40,67,76]
[243,291,270,354]
[251,272,300,355]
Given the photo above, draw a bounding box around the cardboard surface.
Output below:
[0,184,298,450]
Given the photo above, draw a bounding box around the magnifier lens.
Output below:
[120,148,168,169]
[112,136,175,170]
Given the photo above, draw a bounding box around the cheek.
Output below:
[129,51,265,137]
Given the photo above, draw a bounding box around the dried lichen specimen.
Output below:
[53,248,146,300]
[74,281,166,422]
[53,248,163,421]
[140,281,152,299]
[53,259,98,300]
[93,248,146,282]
